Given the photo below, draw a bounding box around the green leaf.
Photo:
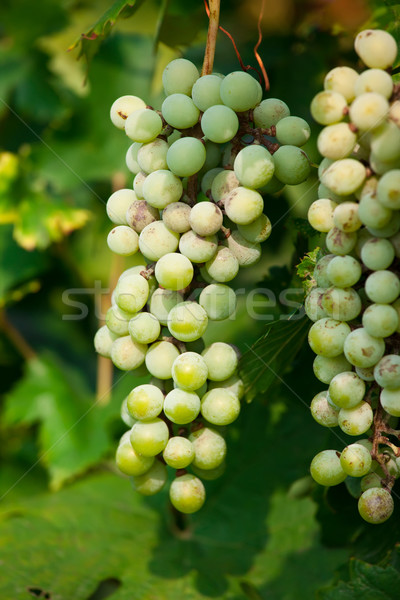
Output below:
[297,247,322,294]
[70,0,147,66]
[3,354,120,490]
[239,313,310,402]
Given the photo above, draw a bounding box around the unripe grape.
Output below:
[374,355,400,389]
[199,284,237,321]
[205,247,239,282]
[328,371,366,409]
[275,116,310,147]
[128,312,161,344]
[133,171,146,198]
[324,66,359,102]
[340,443,372,477]
[371,121,400,163]
[106,189,138,224]
[191,74,222,111]
[168,301,208,342]
[115,273,149,313]
[163,437,194,469]
[189,202,223,236]
[305,288,327,322]
[308,199,337,233]
[179,230,218,263]
[162,201,191,233]
[338,401,374,436]
[130,419,170,455]
[106,305,135,336]
[220,71,260,112]
[110,95,146,129]
[139,221,179,261]
[167,137,206,177]
[358,488,394,524]
[317,123,357,160]
[163,388,201,424]
[172,352,208,391]
[142,169,183,209]
[207,374,244,400]
[355,366,375,382]
[327,255,362,288]
[155,252,194,291]
[314,254,335,287]
[132,460,168,496]
[107,226,139,256]
[145,340,180,379]
[367,211,400,238]
[126,143,141,173]
[308,318,351,358]
[161,93,200,129]
[361,472,383,492]
[201,167,224,195]
[201,105,239,143]
[126,200,159,233]
[377,169,400,210]
[361,238,395,270]
[362,303,399,338]
[169,474,206,514]
[126,384,164,421]
[359,192,393,229]
[237,214,272,243]
[162,58,199,96]
[189,426,227,470]
[354,29,398,69]
[310,391,339,427]
[94,325,118,358]
[310,91,347,125]
[233,145,275,189]
[273,145,311,185]
[225,230,262,267]
[310,450,347,486]
[365,270,400,304]
[110,336,147,371]
[253,98,290,127]
[149,288,183,325]
[200,388,240,426]
[313,354,351,384]
[202,342,238,381]
[380,388,400,417]
[116,433,154,476]
[344,327,385,368]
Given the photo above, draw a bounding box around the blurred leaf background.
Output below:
[1,0,400,598]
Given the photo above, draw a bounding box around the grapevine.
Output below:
[94,4,313,514]
[306,28,400,524]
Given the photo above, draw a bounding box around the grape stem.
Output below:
[0,309,36,361]
[201,0,221,76]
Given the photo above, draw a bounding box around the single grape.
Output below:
[344,327,385,368]
[333,202,361,233]
[313,354,352,384]
[94,325,118,358]
[163,388,201,424]
[115,274,149,313]
[326,227,357,255]
[171,352,208,392]
[167,137,206,177]
[107,226,139,256]
[322,286,362,321]
[374,355,400,389]
[189,426,227,470]
[189,202,223,236]
[328,371,366,409]
[377,169,400,210]
[273,145,311,185]
[360,472,383,492]
[362,303,399,338]
[275,116,311,147]
[162,58,199,96]
[308,318,351,358]
[128,312,161,344]
[205,247,239,282]
[162,94,199,130]
[361,237,395,270]
[132,460,168,496]
[338,401,374,435]
[126,142,141,174]
[154,252,194,291]
[371,121,400,164]
[167,301,208,342]
[253,98,290,127]
[149,288,184,325]
[163,437,194,469]
[367,211,400,238]
[133,171,146,198]
[200,105,239,144]
[340,443,372,477]
[199,283,236,321]
[358,488,394,524]
[110,95,146,129]
[106,305,135,336]
[179,230,218,263]
[162,201,191,233]
[233,145,275,189]
[354,29,398,69]
[225,230,262,267]
[327,255,362,288]
[106,189,138,225]
[145,340,180,379]
[310,391,339,427]
[142,169,183,209]
[137,138,169,173]
[200,388,240,426]
[305,288,327,322]
[130,418,169,456]
[219,71,260,112]
[307,199,337,233]
[169,474,206,514]
[321,159,366,196]
[191,74,222,111]
[310,91,347,125]
[317,123,357,160]
[324,66,359,102]
[355,366,375,382]
[349,93,389,131]
[310,450,347,486]
[211,169,239,203]
[202,342,238,381]
[126,384,164,421]
[110,335,147,371]
[237,214,271,244]
[116,434,154,476]
[380,387,400,417]
[126,200,159,233]
[224,187,264,225]
[365,270,400,304]
[139,221,179,261]
[125,108,163,143]
[314,254,335,287]
[359,193,392,229]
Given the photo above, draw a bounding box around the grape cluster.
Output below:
[306,29,400,524]
[95,57,311,513]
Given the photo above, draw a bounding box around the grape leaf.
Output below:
[70,0,147,65]
[297,247,322,293]
[239,313,310,402]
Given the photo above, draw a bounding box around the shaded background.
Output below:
[1,0,400,598]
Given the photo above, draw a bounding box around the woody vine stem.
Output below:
[201,0,221,76]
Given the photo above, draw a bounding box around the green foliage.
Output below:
[297,247,322,294]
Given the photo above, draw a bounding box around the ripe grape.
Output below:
[163,437,194,469]
[115,274,149,313]
[200,388,240,426]
[358,488,394,524]
[326,255,362,287]
[127,384,164,421]
[137,138,169,173]
[110,336,147,371]
[107,226,139,256]
[333,202,361,232]
[142,169,183,209]
[328,371,366,408]
[322,286,362,321]
[128,312,161,344]
[377,169,400,210]
[205,247,239,282]
[163,388,201,424]
[317,123,357,160]
[233,145,275,189]
[365,270,400,304]
[310,391,339,427]
[189,202,223,236]
[338,401,374,435]
[313,354,351,384]
[324,66,359,102]
[179,230,218,263]
[362,303,399,338]
[310,450,347,486]
[106,189,138,224]
[132,460,168,496]
[374,355,400,389]
[202,342,238,381]
[110,95,146,129]
[171,351,208,391]
[305,288,327,322]
[168,301,208,342]
[162,202,191,233]
[211,169,239,202]
[189,426,227,470]
[139,221,179,261]
[354,29,398,70]
[162,58,199,96]
[225,230,262,267]
[224,187,264,225]
[360,238,395,270]
[310,91,347,125]
[340,443,372,477]
[94,325,118,358]
[126,199,159,233]
[237,214,271,243]
[344,327,385,368]
[149,288,183,325]
[116,433,154,476]
[106,305,134,336]
[125,108,163,143]
[145,340,180,379]
[155,252,194,290]
[307,199,337,233]
[321,159,366,196]
[169,474,206,514]
[308,318,351,358]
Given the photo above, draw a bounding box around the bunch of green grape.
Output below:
[306,28,400,524]
[94,58,312,514]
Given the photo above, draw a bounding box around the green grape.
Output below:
[305,288,327,322]
[355,366,375,382]
[367,211,400,238]
[130,418,169,456]
[142,169,183,210]
[132,460,168,496]
[237,214,271,243]
[162,58,199,96]
[121,397,136,427]
[308,318,351,358]
[137,138,169,173]
[365,270,400,304]
[115,274,149,313]
[374,355,400,389]
[110,95,146,129]
[318,183,350,203]
[128,312,161,344]
[163,388,201,424]
[126,199,159,233]
[133,171,146,198]
[362,303,399,338]
[199,283,236,321]
[107,226,139,256]
[371,121,400,163]
[321,159,366,196]
[163,437,194,469]
[200,105,239,144]
[310,450,347,486]
[359,193,393,229]
[94,325,118,358]
[155,252,194,291]
[310,91,347,125]
[211,170,240,204]
[318,157,334,179]
[205,247,239,282]
[111,335,147,371]
[358,487,394,524]
[324,66,359,102]
[253,98,290,128]
[258,175,285,195]
[172,351,208,391]
[202,342,238,381]
[162,202,191,233]
[219,71,260,112]
[328,371,366,409]
[106,305,135,336]
[149,288,183,325]
[344,327,385,368]
[224,187,264,225]
[189,426,227,470]
[126,384,164,421]
[380,388,400,417]
[310,391,339,427]
[202,141,223,172]
[361,238,395,270]
[360,472,383,492]
[167,137,206,177]
[161,94,200,130]
[200,388,240,426]
[308,199,337,233]
[233,145,275,189]
[355,29,398,69]
[115,433,154,476]
[191,74,222,111]
[145,340,180,379]
[169,474,206,514]
[340,443,372,477]
[139,221,179,261]
[326,227,357,255]
[189,202,223,236]
[349,93,389,131]
[327,255,362,288]
[314,254,335,287]
[273,145,311,185]
[207,374,244,400]
[225,230,261,267]
[201,167,224,195]
[333,202,361,232]
[377,169,400,210]
[275,116,311,147]
[338,401,374,435]
[313,354,351,384]
[369,152,400,177]
[106,188,137,224]
[322,286,362,321]
[168,301,208,342]
[179,230,218,263]
[317,123,357,160]
[126,142,141,174]
[125,108,163,143]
